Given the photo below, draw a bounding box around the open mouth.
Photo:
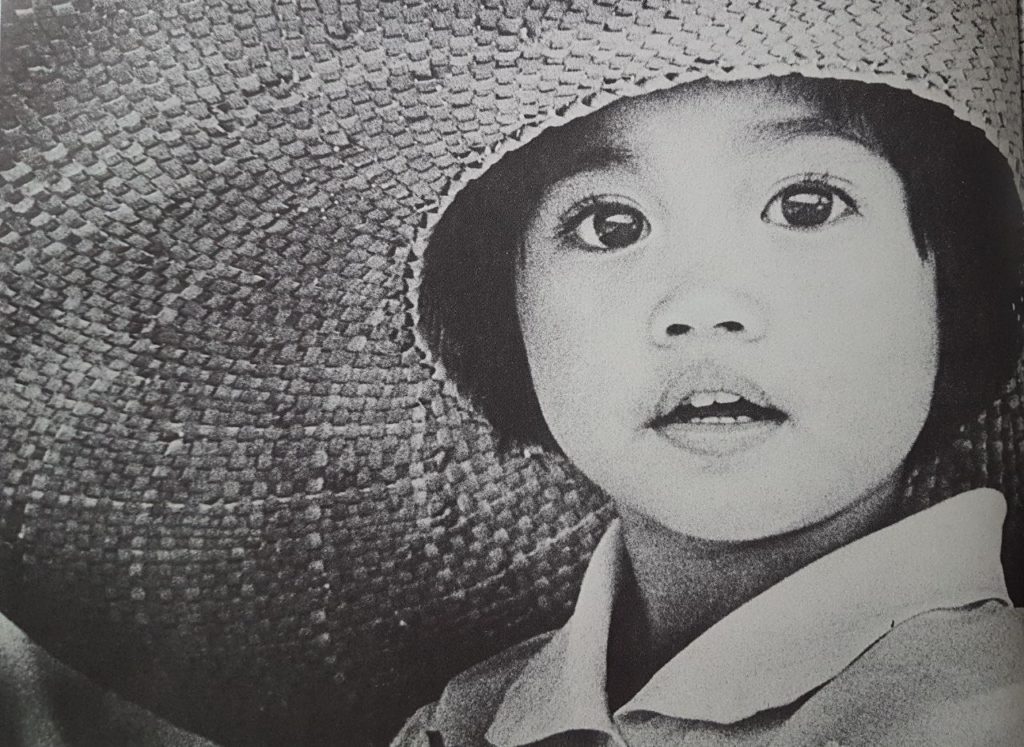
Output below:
[647,380,790,458]
[645,362,791,457]
[652,391,788,427]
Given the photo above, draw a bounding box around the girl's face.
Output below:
[516,80,938,542]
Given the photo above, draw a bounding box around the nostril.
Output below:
[666,323,692,336]
[651,292,766,346]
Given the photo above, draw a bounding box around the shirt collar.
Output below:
[486,488,1011,746]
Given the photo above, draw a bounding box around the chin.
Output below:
[620,475,894,545]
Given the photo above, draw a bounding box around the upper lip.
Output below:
[646,359,784,427]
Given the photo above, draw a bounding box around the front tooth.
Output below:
[690,392,716,408]
[714,392,741,404]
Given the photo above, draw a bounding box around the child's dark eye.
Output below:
[570,204,650,250]
[762,182,858,229]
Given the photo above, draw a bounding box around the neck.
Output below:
[606,473,902,709]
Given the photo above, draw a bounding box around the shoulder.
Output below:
[792,602,1024,746]
[879,603,1024,745]
[878,601,1024,677]
[390,632,554,747]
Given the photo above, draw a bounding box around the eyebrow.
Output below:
[746,115,875,150]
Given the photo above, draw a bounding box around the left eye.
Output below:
[762,183,858,229]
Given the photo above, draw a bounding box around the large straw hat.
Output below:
[2,1,1022,744]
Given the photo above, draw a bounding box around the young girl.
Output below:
[393,71,1024,747]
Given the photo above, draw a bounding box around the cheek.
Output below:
[796,250,938,438]
[516,256,639,432]
[516,261,587,409]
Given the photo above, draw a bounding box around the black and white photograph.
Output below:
[1,1,1023,745]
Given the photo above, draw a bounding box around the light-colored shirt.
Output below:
[393,488,1024,746]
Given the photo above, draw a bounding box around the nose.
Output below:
[648,287,767,347]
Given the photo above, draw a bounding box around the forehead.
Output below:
[540,79,873,177]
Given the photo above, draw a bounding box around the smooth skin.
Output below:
[515,79,938,695]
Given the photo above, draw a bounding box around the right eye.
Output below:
[571,204,651,250]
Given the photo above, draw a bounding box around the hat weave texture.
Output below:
[1,1,1022,744]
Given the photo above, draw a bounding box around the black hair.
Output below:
[419,75,1024,460]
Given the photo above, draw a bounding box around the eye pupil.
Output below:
[780,189,833,227]
[593,208,644,248]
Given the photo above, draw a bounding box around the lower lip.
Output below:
[653,419,784,457]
